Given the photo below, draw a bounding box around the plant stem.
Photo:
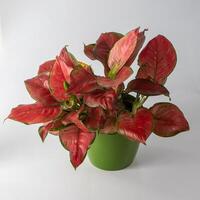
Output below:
[136,93,140,101]
[132,101,140,114]
[140,95,148,105]
[132,94,148,114]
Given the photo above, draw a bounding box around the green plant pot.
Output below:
[88,133,139,171]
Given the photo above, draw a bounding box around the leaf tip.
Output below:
[39,133,46,143]
[38,126,48,142]
[3,116,9,124]
[73,165,77,170]
[71,160,79,170]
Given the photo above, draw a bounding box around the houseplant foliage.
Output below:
[8,27,189,169]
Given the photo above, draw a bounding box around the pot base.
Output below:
[88,133,139,171]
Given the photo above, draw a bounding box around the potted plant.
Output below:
[7,27,189,170]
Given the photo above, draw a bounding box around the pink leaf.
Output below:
[59,125,95,168]
[125,29,146,66]
[94,32,123,64]
[67,67,99,95]
[49,58,72,101]
[84,89,117,110]
[59,47,77,67]
[47,116,67,135]
[118,108,153,144]
[85,107,106,130]
[97,67,133,90]
[62,106,89,133]
[108,28,139,74]
[100,116,118,134]
[150,103,189,137]
[8,103,62,124]
[25,74,57,105]
[38,60,55,75]
[84,32,123,75]
[77,61,94,74]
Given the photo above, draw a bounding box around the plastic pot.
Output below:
[88,133,139,171]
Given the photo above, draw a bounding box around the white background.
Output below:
[0,0,200,199]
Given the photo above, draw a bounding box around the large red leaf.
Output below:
[8,103,62,124]
[25,74,57,105]
[126,79,169,96]
[136,35,177,84]
[118,108,153,144]
[85,107,106,130]
[150,103,189,137]
[59,125,95,168]
[38,60,55,75]
[67,67,99,95]
[108,28,139,75]
[97,67,133,90]
[84,89,117,110]
[49,58,72,101]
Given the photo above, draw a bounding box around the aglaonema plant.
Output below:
[8,27,189,169]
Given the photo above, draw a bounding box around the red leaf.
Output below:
[126,79,169,96]
[25,74,57,105]
[67,67,99,95]
[116,83,125,95]
[94,32,123,64]
[85,107,106,130]
[77,61,94,74]
[8,103,62,124]
[59,47,77,67]
[97,67,133,90]
[118,108,153,144]
[47,116,67,135]
[38,60,55,75]
[62,106,89,133]
[150,103,189,137]
[84,32,123,75]
[38,122,54,142]
[49,58,72,101]
[84,44,96,60]
[136,35,177,84]
[108,28,139,75]
[59,125,95,168]
[100,116,118,134]
[84,89,117,110]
